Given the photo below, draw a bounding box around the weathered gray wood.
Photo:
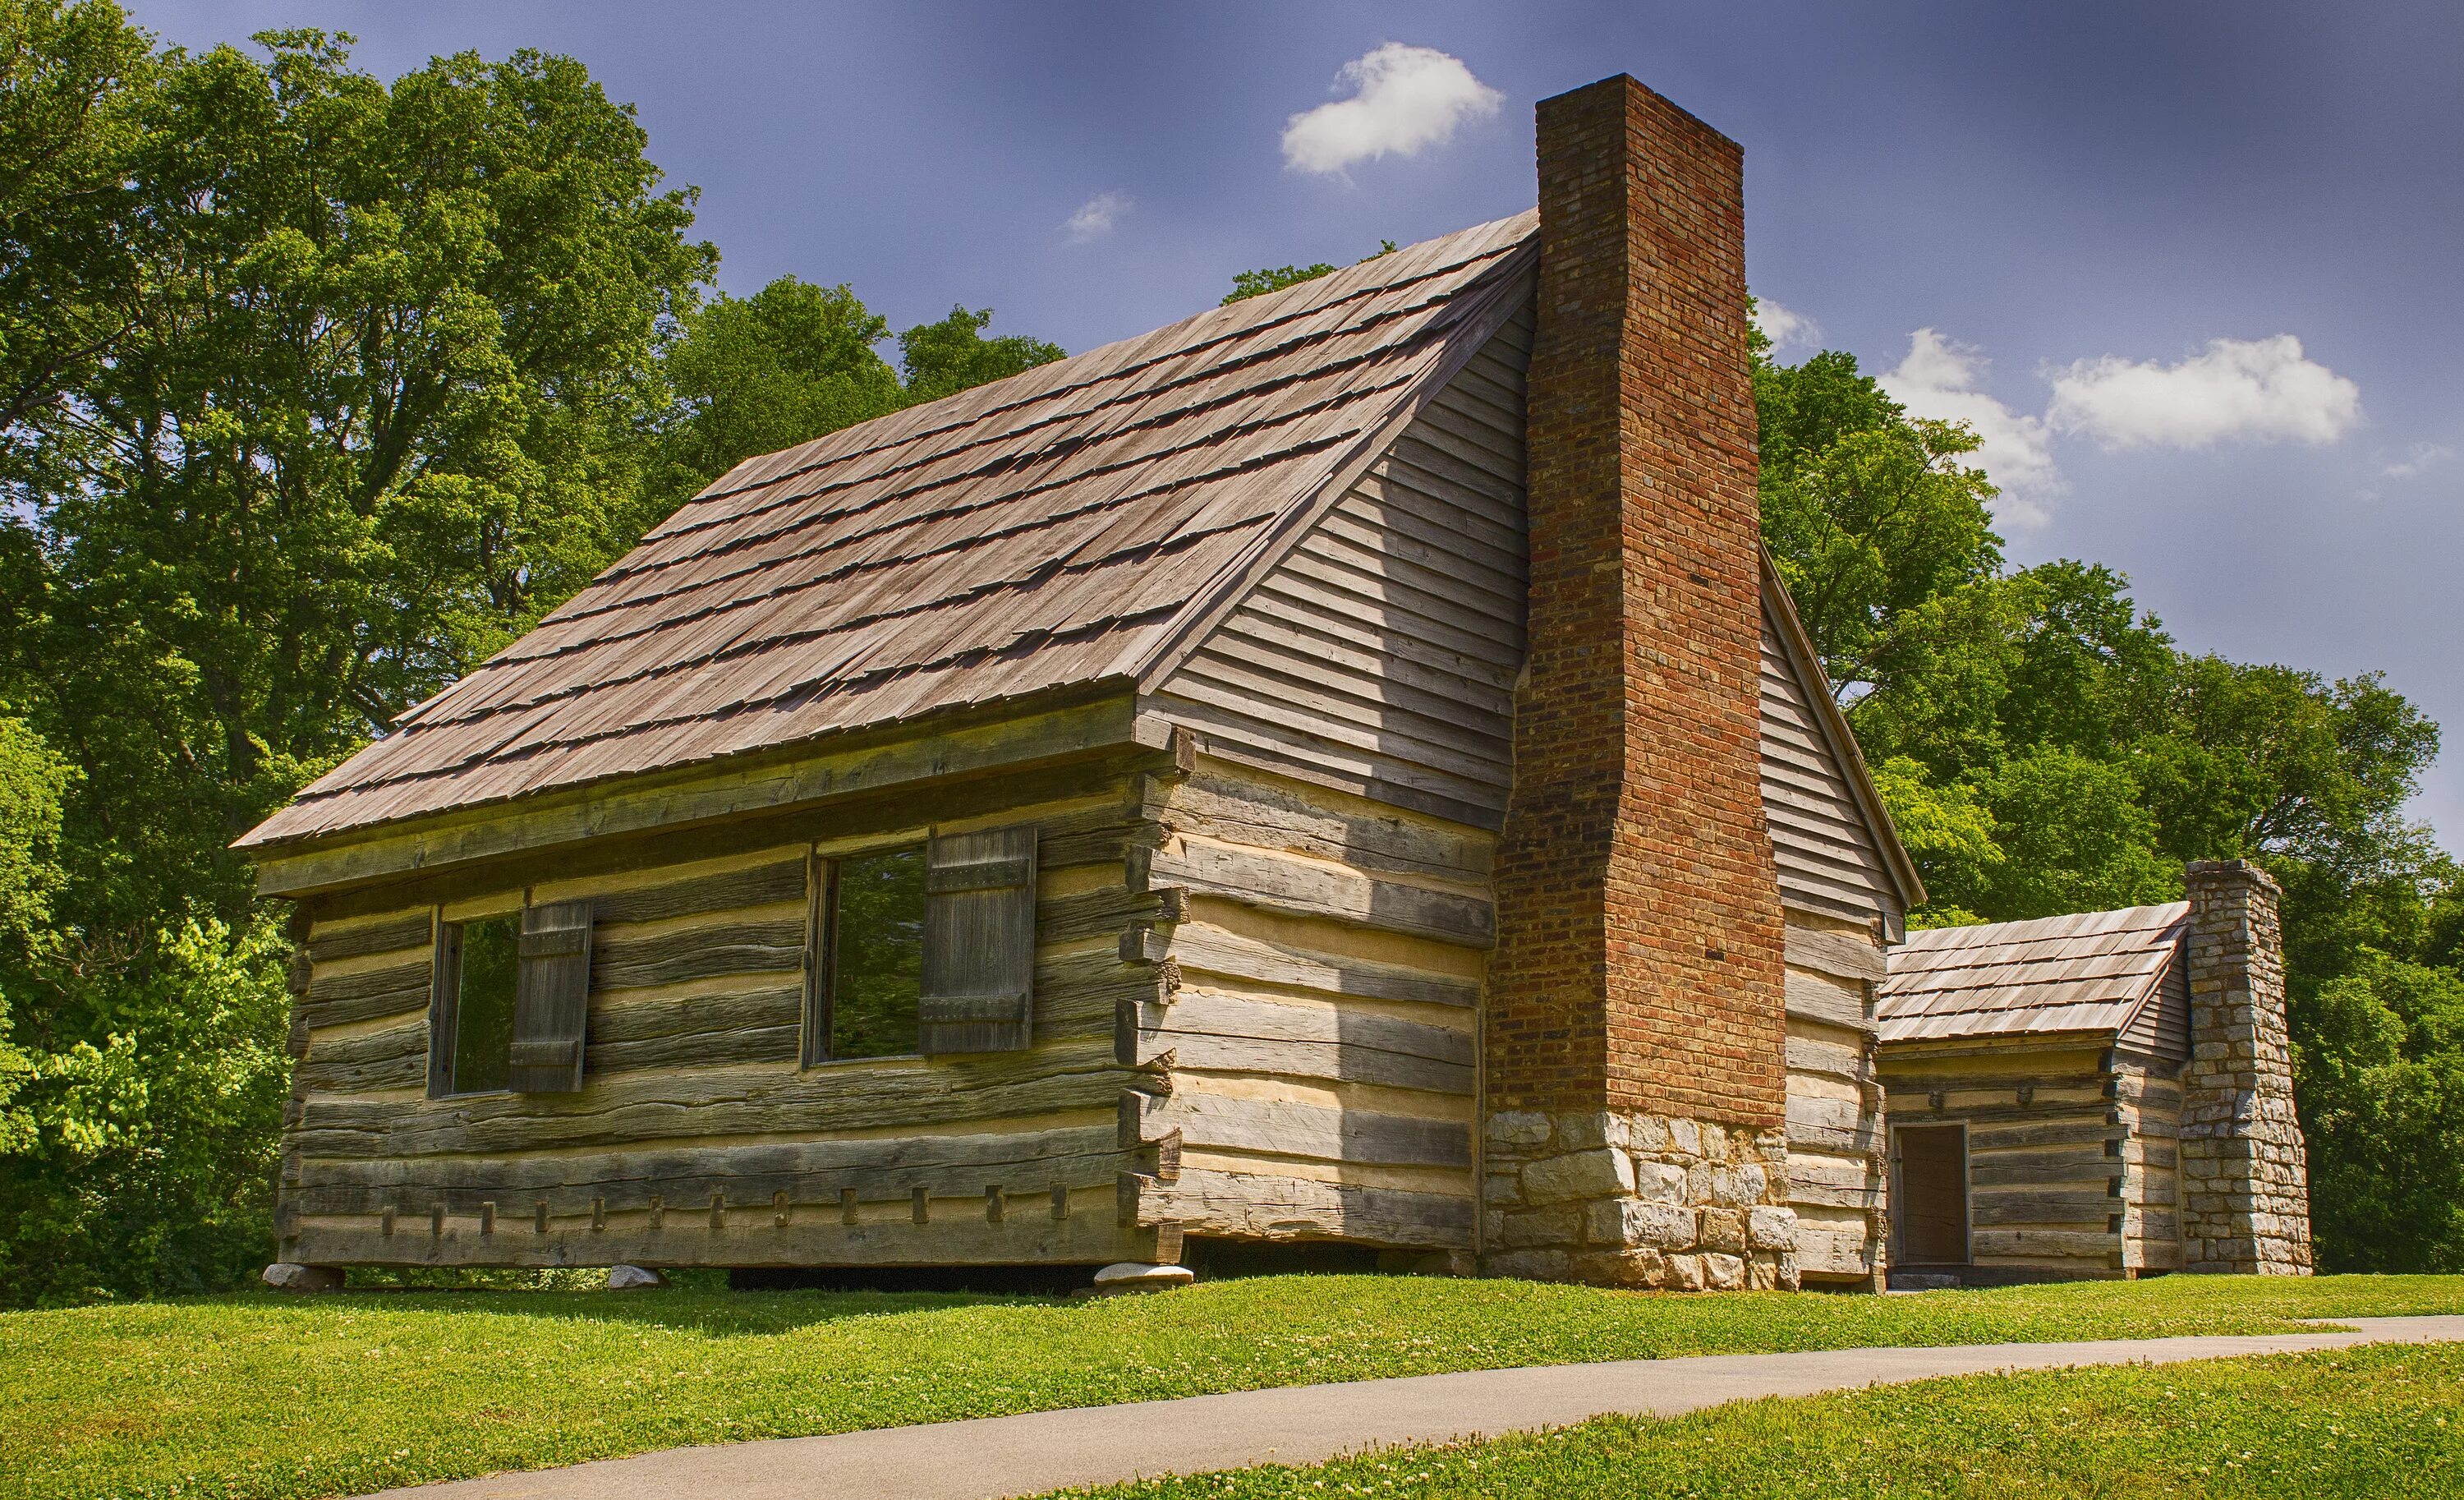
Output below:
[1968,1155,2122,1190]
[1969,1188,2116,1227]
[297,1118,1119,1195]
[292,1038,1131,1157]
[1968,1228,2115,1260]
[920,825,1038,1052]
[308,956,436,1011]
[1130,1166,1472,1249]
[254,693,1145,896]
[586,1023,801,1076]
[1782,924,1887,983]
[586,982,804,1047]
[1784,967,1873,1033]
[1964,1120,2123,1152]
[1166,921,1479,1009]
[1040,884,1177,946]
[1143,1030,1473,1096]
[591,918,805,992]
[591,858,809,926]
[286,1206,1153,1270]
[510,900,593,1093]
[303,983,433,1035]
[291,1142,1127,1217]
[309,913,434,964]
[1152,840,1492,949]
[1784,1033,1869,1084]
[1147,1090,1471,1169]
[297,1042,429,1096]
[1164,765,1492,884]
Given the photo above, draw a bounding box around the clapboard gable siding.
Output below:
[1150,299,1533,830]
[1758,598,1899,928]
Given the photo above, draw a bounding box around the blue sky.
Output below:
[134,2,2464,840]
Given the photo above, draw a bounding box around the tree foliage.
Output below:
[0,7,1063,1304]
[1221,239,1395,304]
[1754,326,2458,1271]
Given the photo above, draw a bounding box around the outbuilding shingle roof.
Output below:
[239,213,1539,849]
[1876,902,2190,1044]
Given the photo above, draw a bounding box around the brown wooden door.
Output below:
[1896,1125,1970,1264]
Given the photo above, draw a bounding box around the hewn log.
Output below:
[591,859,809,926]
[591,918,806,992]
[1783,924,1887,983]
[1168,922,1479,1010]
[1129,1166,1472,1249]
[308,913,434,964]
[292,1038,1129,1157]
[1152,838,1492,950]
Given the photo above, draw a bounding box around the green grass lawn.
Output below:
[8,1273,2462,1500]
[1060,1342,2464,1499]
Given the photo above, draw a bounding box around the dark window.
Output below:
[448,915,521,1093]
[816,846,926,1061]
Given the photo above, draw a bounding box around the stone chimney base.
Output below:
[2179,858,2314,1275]
[1482,1110,1799,1290]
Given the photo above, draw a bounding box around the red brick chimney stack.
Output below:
[1481,76,1795,1291]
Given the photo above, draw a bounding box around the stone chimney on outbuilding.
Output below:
[2178,859,2314,1274]
[1481,76,1795,1291]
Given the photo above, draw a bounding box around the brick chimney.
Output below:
[2179,859,2314,1274]
[1481,76,1794,1291]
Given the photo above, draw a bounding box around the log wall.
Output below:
[2114,1050,2185,1273]
[1120,754,1489,1254]
[1781,914,1889,1285]
[277,765,1182,1270]
[1876,1038,2165,1282]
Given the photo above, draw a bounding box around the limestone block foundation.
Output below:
[1482,1110,1798,1291]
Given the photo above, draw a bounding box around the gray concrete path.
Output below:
[370,1315,2464,1500]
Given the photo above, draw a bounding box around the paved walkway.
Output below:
[370,1315,2464,1500]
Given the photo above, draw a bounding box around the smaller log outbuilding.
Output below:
[1874,860,2314,1286]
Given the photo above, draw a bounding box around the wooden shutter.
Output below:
[425,909,457,1099]
[918,826,1037,1053]
[508,900,594,1092]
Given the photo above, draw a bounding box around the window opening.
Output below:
[448,915,521,1093]
[820,845,926,1061]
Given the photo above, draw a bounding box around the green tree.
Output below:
[0,21,715,1303]
[1221,239,1395,304]
[1754,325,2456,1269]
[4,27,712,929]
[0,0,156,458]
[658,276,903,495]
[894,305,1064,404]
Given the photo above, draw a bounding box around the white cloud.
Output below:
[1063,191,1131,244]
[1753,298,1818,353]
[2045,335,2362,450]
[1281,44,1503,176]
[2380,441,2453,480]
[1878,329,2062,528]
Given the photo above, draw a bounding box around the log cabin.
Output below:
[1876,862,2314,1285]
[237,72,2305,1294]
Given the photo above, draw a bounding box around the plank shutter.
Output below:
[918,826,1037,1053]
[508,900,593,1092]
[425,910,457,1099]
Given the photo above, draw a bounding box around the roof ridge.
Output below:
[668,214,1539,524]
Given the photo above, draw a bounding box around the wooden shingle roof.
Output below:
[240,214,1538,849]
[1875,902,2190,1044]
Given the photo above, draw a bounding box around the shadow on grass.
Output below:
[186,1286,1056,1337]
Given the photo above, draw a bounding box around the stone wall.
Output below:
[1482,74,1791,1288]
[2180,859,2314,1275]
[1484,1108,1797,1290]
